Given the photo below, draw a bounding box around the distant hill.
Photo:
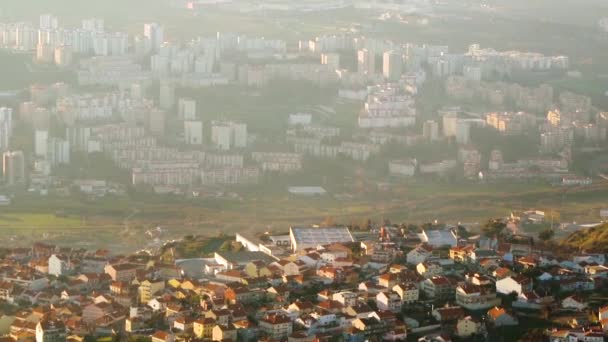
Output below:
[560,223,608,253]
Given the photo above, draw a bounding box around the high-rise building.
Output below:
[184,120,203,145]
[39,14,58,30]
[178,98,197,120]
[357,48,375,75]
[423,120,439,142]
[211,121,247,150]
[455,120,471,145]
[143,23,164,52]
[35,130,49,157]
[0,107,13,151]
[382,50,403,81]
[147,109,166,136]
[47,138,70,166]
[36,43,55,64]
[82,18,104,33]
[16,23,36,51]
[3,151,26,186]
[66,126,91,152]
[159,81,175,110]
[321,53,340,70]
[54,45,73,67]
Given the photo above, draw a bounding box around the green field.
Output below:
[1,179,608,252]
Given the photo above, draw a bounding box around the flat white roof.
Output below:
[288,186,327,195]
[290,226,354,250]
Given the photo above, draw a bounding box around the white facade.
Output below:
[383,50,403,81]
[289,226,354,252]
[496,276,531,296]
[178,98,197,120]
[357,48,375,75]
[143,23,164,51]
[35,130,49,157]
[388,159,416,177]
[419,229,458,247]
[211,121,247,150]
[48,254,71,276]
[0,107,13,151]
[184,120,203,145]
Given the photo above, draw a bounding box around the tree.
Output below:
[538,228,555,242]
[481,219,506,237]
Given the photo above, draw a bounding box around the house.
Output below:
[193,318,216,339]
[48,254,74,276]
[470,249,500,263]
[493,267,512,280]
[584,265,608,278]
[151,331,174,342]
[599,306,608,331]
[0,281,15,303]
[317,266,345,284]
[378,273,400,289]
[212,323,237,342]
[287,301,315,316]
[560,277,595,292]
[259,313,292,340]
[204,309,230,327]
[225,285,264,304]
[82,302,123,324]
[332,291,358,307]
[406,244,433,265]
[561,295,588,311]
[487,307,518,327]
[104,263,138,281]
[517,255,540,269]
[376,292,402,313]
[496,275,532,296]
[513,291,551,310]
[245,260,273,278]
[173,316,194,333]
[273,260,305,276]
[449,245,475,263]
[416,262,442,279]
[359,281,384,295]
[421,276,455,300]
[350,316,390,340]
[455,284,501,310]
[344,304,375,319]
[36,319,66,342]
[432,306,465,323]
[392,283,419,304]
[139,279,165,304]
[456,316,482,338]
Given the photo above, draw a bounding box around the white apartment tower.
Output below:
[211,121,247,150]
[184,120,203,145]
[357,48,375,75]
[3,151,26,186]
[383,50,403,81]
[143,23,164,52]
[178,98,197,120]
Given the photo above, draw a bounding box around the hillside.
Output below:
[560,223,608,253]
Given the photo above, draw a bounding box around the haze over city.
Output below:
[0,0,608,341]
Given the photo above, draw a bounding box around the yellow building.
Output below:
[139,279,166,303]
[244,260,272,278]
[193,318,216,339]
[212,324,237,342]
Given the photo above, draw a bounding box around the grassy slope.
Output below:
[561,223,608,253]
